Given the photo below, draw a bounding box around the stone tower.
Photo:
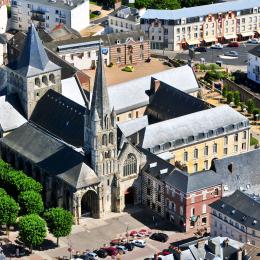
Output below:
[84,43,118,216]
[7,24,61,119]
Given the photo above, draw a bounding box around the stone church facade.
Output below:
[0,25,146,222]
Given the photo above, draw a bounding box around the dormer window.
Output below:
[116,40,120,45]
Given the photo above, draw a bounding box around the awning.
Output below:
[204,37,217,43]
[186,39,200,45]
[241,31,255,37]
[224,34,237,40]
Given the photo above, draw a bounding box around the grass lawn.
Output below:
[90,13,99,19]
[250,135,259,146]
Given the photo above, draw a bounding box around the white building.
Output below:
[0,4,8,34]
[247,45,260,84]
[108,5,145,33]
[210,190,260,247]
[11,0,89,33]
[140,0,260,51]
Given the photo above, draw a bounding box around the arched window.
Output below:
[123,154,137,177]
[49,73,55,83]
[109,132,113,144]
[35,77,40,87]
[42,75,48,86]
[105,116,109,129]
[102,134,107,146]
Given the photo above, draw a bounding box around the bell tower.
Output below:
[6,24,61,119]
[84,43,118,176]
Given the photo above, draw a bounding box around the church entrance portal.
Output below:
[125,187,135,206]
[81,190,98,217]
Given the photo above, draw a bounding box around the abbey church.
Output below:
[0,25,145,220]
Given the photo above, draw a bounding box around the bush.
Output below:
[250,136,259,146]
[233,91,240,107]
[18,191,44,215]
[226,92,234,104]
[246,99,255,114]
[222,85,228,98]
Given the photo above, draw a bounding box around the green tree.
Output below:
[0,194,19,235]
[0,188,7,197]
[222,85,228,98]
[233,91,240,107]
[153,0,181,10]
[18,214,47,252]
[226,91,234,104]
[44,208,73,246]
[246,99,255,114]
[18,191,44,215]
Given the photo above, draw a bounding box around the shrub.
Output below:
[246,99,255,114]
[226,92,234,104]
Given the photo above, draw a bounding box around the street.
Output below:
[175,42,257,70]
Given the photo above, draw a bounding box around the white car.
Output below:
[84,252,99,260]
[132,239,146,248]
[247,38,260,44]
[210,43,223,49]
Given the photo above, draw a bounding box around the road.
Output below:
[174,42,258,70]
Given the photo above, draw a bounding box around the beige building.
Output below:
[140,0,260,51]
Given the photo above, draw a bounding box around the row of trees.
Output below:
[0,160,73,252]
[222,87,258,115]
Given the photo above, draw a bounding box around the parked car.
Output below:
[116,245,127,254]
[227,42,239,47]
[150,232,169,243]
[93,249,107,258]
[91,10,101,15]
[84,252,98,260]
[132,240,146,248]
[130,230,138,236]
[224,50,239,57]
[210,43,223,49]
[247,38,260,44]
[124,243,134,251]
[102,247,118,256]
[194,46,207,52]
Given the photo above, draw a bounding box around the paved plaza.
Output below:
[1,207,195,260]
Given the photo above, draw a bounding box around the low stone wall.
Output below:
[223,78,260,108]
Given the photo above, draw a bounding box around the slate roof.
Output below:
[0,94,26,132]
[117,116,148,137]
[248,45,260,58]
[109,5,139,22]
[213,149,260,195]
[44,30,147,53]
[0,122,99,189]
[0,34,7,44]
[146,79,210,122]
[7,31,77,80]
[141,0,260,21]
[165,169,222,194]
[14,24,60,77]
[140,105,249,149]
[108,65,199,114]
[30,89,85,147]
[140,148,175,181]
[25,0,85,10]
[210,190,260,231]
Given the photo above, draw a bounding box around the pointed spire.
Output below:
[90,42,110,124]
[16,24,59,76]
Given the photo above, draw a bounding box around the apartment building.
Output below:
[44,30,150,70]
[11,0,89,33]
[108,5,145,33]
[247,45,260,84]
[140,0,260,51]
[210,190,260,247]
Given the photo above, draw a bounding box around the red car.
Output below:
[102,247,118,256]
[130,230,138,236]
[227,42,239,47]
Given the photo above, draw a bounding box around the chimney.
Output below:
[236,248,243,260]
[242,249,247,257]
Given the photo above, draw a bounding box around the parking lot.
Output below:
[41,207,194,260]
[174,42,257,70]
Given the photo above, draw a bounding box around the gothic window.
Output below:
[105,116,109,129]
[102,134,107,146]
[35,77,40,87]
[49,73,55,84]
[123,154,137,177]
[109,132,113,144]
[42,75,48,86]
